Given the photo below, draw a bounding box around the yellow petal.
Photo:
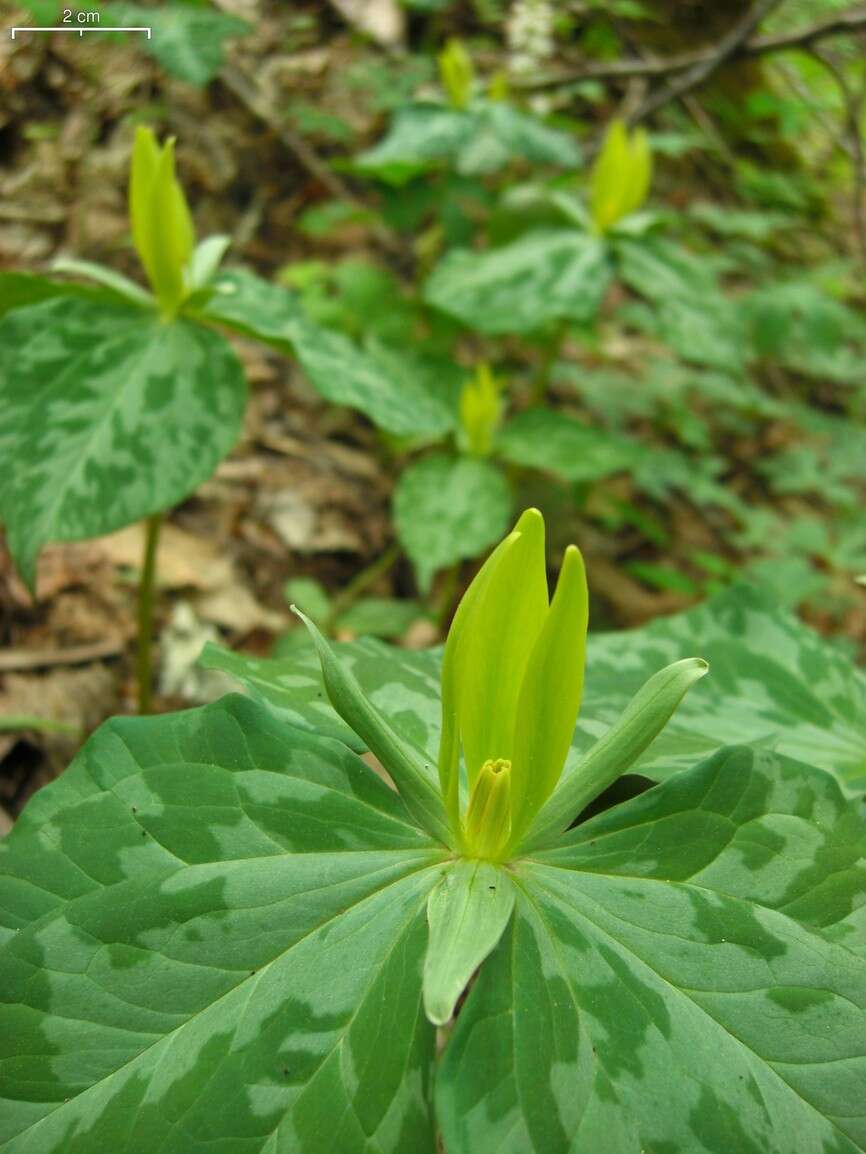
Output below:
[508,544,588,844]
[438,509,548,834]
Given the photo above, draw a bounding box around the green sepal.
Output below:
[294,608,455,848]
[509,544,588,844]
[51,257,154,309]
[187,234,232,292]
[522,656,709,850]
[423,859,515,1026]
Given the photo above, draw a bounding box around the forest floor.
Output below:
[2,0,865,823]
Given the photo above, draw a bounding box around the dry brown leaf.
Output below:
[0,664,119,736]
[196,584,285,634]
[328,0,405,48]
[97,523,234,592]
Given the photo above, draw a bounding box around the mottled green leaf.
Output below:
[576,584,866,792]
[458,103,580,176]
[198,640,365,750]
[199,636,443,758]
[201,585,866,797]
[496,408,640,483]
[289,326,456,437]
[439,745,866,1154]
[356,101,578,185]
[0,695,445,1153]
[393,454,512,591]
[3,689,866,1153]
[202,269,455,436]
[615,234,719,301]
[198,267,305,340]
[109,2,250,85]
[294,610,453,846]
[615,235,745,370]
[0,272,135,317]
[425,230,611,335]
[0,297,246,588]
[356,103,471,184]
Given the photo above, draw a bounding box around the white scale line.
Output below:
[10,26,152,39]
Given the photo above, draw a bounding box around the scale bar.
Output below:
[10,26,152,39]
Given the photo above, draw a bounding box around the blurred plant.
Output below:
[458,363,504,456]
[438,38,475,109]
[129,127,196,317]
[590,119,653,233]
[277,570,427,655]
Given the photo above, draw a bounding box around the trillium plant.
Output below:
[2,510,865,1154]
[2,125,456,709]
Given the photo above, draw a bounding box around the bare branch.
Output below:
[628,0,786,124]
[515,4,866,92]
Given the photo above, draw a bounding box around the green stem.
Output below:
[529,325,566,405]
[136,512,164,715]
[435,563,461,632]
[0,715,78,736]
[326,543,400,632]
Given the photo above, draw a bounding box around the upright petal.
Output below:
[590,119,629,232]
[453,508,548,792]
[129,126,160,289]
[623,126,652,218]
[508,544,588,844]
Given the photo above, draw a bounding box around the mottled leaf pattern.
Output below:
[109,3,250,85]
[439,746,866,1154]
[202,585,866,796]
[615,235,746,371]
[203,269,456,436]
[0,297,246,587]
[198,268,304,341]
[2,697,865,1152]
[0,696,445,1153]
[575,584,866,792]
[393,454,512,591]
[198,636,443,757]
[496,408,640,483]
[290,326,456,438]
[0,272,134,317]
[355,101,579,185]
[424,230,611,334]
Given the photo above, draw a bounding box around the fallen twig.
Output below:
[0,640,123,673]
[0,714,79,736]
[219,62,404,260]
